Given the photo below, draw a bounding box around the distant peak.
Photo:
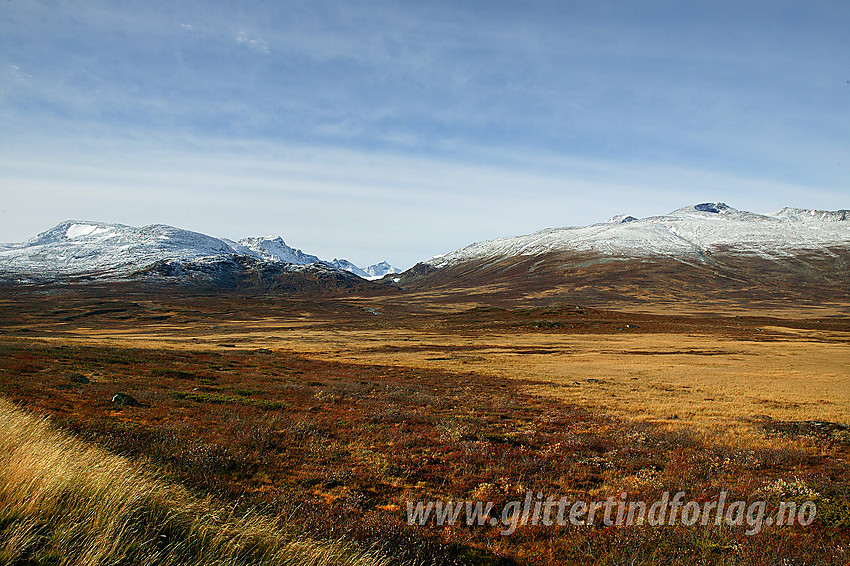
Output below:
[365,261,400,278]
[609,215,638,224]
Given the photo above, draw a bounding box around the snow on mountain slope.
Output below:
[238,236,322,265]
[0,220,253,279]
[425,203,850,269]
[0,220,397,283]
[233,237,396,279]
[323,259,400,280]
[364,261,401,279]
[326,259,370,279]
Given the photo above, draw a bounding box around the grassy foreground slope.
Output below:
[0,396,392,566]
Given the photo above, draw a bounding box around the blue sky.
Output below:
[1,0,848,268]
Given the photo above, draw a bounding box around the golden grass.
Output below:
[0,396,393,566]
[59,325,849,434]
[6,290,848,435]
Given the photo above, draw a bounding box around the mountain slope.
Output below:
[423,203,850,268]
[0,221,248,280]
[396,203,850,306]
[238,236,323,265]
[0,221,373,292]
[326,258,370,279]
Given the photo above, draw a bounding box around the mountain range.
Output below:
[0,220,399,287]
[1,204,847,304]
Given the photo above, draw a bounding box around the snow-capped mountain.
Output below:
[364,261,401,279]
[238,239,399,280]
[324,259,401,280]
[0,220,396,285]
[0,221,249,280]
[3,205,845,300]
[424,203,850,269]
[237,239,399,280]
[238,236,323,265]
[396,203,850,305]
[326,258,370,279]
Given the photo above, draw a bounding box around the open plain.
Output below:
[0,284,848,564]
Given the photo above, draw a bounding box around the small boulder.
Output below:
[69,373,90,385]
[112,393,139,407]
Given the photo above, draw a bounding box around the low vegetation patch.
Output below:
[169,390,288,410]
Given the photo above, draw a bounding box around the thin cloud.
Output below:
[236,31,270,54]
[8,65,33,84]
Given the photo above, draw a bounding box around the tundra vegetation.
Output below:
[0,287,848,565]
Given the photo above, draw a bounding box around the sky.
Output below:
[1,0,848,268]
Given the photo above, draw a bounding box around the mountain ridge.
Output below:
[422,203,850,270]
[0,220,399,285]
[395,203,850,306]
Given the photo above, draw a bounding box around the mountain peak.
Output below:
[238,236,321,265]
[608,215,639,224]
[693,202,734,214]
[364,261,401,279]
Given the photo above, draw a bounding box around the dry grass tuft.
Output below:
[0,396,392,566]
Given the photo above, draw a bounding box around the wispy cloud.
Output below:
[236,30,269,54]
[7,65,33,85]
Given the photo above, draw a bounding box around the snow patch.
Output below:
[67,224,102,239]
